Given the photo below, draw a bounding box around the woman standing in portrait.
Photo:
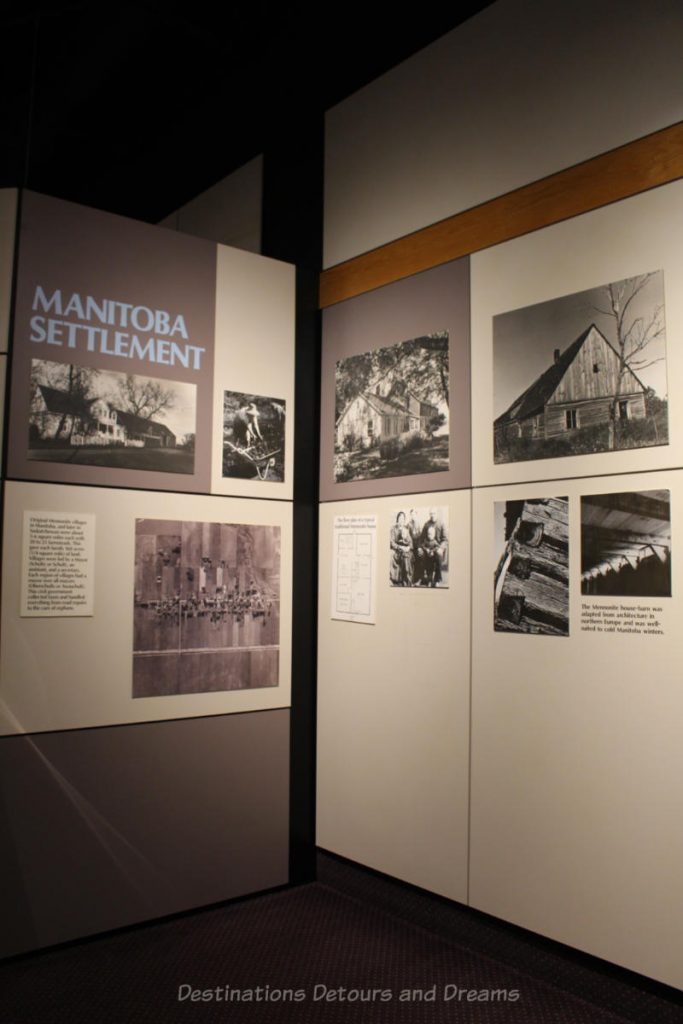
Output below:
[390,511,414,586]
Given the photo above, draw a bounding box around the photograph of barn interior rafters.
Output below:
[334,332,449,483]
[133,518,280,697]
[493,271,668,465]
[581,490,671,597]
[494,497,569,635]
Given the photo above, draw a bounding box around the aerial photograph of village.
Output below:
[133,518,280,697]
[334,332,449,483]
[28,358,196,474]
[493,271,668,464]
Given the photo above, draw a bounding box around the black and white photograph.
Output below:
[494,497,569,635]
[29,359,196,474]
[334,332,449,483]
[493,272,668,464]
[133,518,280,697]
[222,390,285,482]
[389,506,449,588]
[581,490,671,597]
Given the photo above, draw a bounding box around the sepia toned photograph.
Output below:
[493,272,668,464]
[29,359,196,474]
[222,390,285,482]
[334,332,449,483]
[494,497,569,635]
[581,490,671,597]
[133,518,280,697]
[389,506,449,588]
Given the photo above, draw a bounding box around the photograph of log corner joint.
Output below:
[494,497,569,636]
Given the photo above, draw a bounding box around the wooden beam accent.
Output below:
[320,121,683,308]
[582,492,669,521]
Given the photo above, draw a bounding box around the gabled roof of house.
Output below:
[336,390,406,427]
[495,327,592,426]
[38,384,174,438]
[494,323,648,426]
[362,392,410,416]
[337,388,439,425]
[114,408,175,438]
[38,384,93,419]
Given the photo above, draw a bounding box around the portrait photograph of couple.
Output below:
[389,506,449,588]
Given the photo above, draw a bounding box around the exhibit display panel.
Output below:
[0,189,17,352]
[211,244,294,498]
[317,490,471,902]
[0,355,6,456]
[6,191,294,499]
[470,469,683,990]
[323,0,683,267]
[159,155,264,254]
[0,709,290,957]
[0,187,296,955]
[320,259,470,502]
[471,180,683,488]
[0,481,292,735]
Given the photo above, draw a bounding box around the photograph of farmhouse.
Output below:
[133,518,280,697]
[29,359,196,473]
[493,271,668,464]
[222,390,285,482]
[334,332,449,483]
[581,489,671,598]
[494,497,569,636]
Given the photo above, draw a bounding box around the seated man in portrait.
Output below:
[415,508,448,585]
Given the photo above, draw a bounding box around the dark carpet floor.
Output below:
[0,854,681,1023]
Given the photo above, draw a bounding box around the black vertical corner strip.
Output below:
[262,115,324,884]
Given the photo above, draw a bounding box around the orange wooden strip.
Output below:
[319,121,683,308]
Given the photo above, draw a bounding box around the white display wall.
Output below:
[1,482,292,734]
[471,182,683,488]
[318,175,683,991]
[317,491,471,903]
[470,470,683,985]
[324,0,683,267]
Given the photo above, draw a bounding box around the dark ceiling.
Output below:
[2,2,494,224]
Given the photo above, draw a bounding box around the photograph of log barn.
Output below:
[133,518,280,698]
[334,332,449,483]
[493,271,668,464]
[29,359,196,474]
[581,490,671,597]
[494,497,569,636]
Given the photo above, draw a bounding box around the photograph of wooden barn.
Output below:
[493,271,668,464]
[334,332,449,483]
[28,359,196,474]
[494,496,569,636]
[581,490,671,597]
[133,518,280,697]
